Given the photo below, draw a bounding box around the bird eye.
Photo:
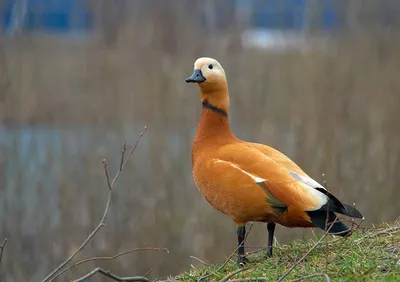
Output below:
[208,64,213,69]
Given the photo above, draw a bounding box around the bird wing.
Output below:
[249,142,313,178]
[249,142,330,190]
[211,142,328,211]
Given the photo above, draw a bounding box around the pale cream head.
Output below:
[193,57,226,80]
[186,57,230,114]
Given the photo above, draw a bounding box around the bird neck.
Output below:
[192,84,236,166]
[201,100,228,117]
[192,107,237,167]
[198,82,230,114]
[193,104,236,146]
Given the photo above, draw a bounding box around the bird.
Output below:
[185,57,363,265]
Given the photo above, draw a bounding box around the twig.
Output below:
[227,278,268,282]
[111,126,148,189]
[103,159,112,190]
[41,126,147,282]
[74,247,168,268]
[220,223,253,269]
[198,223,254,281]
[72,267,150,282]
[322,173,329,273]
[218,267,250,282]
[143,268,153,277]
[276,217,339,282]
[321,173,327,189]
[120,142,127,171]
[354,225,399,244]
[0,238,7,279]
[190,256,210,266]
[333,217,365,252]
[49,247,168,281]
[287,273,331,282]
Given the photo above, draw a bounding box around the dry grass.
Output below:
[173,221,400,281]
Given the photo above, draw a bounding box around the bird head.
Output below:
[186,57,230,113]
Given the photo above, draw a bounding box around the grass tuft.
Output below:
[169,221,400,282]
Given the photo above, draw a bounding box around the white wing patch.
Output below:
[288,170,325,189]
[288,170,328,210]
[215,159,266,183]
[214,160,328,210]
[215,159,286,208]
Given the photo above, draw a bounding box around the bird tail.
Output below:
[306,189,363,236]
[315,188,363,219]
[306,209,352,237]
[341,204,363,219]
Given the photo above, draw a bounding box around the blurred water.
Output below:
[0,125,205,281]
[0,124,189,233]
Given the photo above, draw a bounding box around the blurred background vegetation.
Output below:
[0,0,399,281]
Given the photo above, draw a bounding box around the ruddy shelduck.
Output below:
[186,57,363,265]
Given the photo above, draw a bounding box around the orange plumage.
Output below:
[186,57,363,264]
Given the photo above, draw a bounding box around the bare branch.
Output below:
[354,223,399,244]
[228,279,267,282]
[218,267,250,282]
[49,247,168,281]
[190,255,210,266]
[198,223,254,281]
[103,158,112,190]
[113,126,148,187]
[322,173,329,272]
[0,238,8,279]
[321,173,327,189]
[143,268,153,277]
[277,217,339,282]
[75,247,168,266]
[72,267,150,282]
[120,142,127,171]
[41,126,147,282]
[288,273,331,282]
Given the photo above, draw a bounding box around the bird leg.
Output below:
[236,225,249,265]
[266,222,276,257]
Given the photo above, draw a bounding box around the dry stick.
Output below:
[49,247,168,282]
[354,225,399,244]
[245,243,291,257]
[318,177,363,272]
[190,256,210,266]
[218,267,250,282]
[41,126,147,282]
[333,218,357,252]
[72,267,150,282]
[328,217,365,255]
[198,223,254,282]
[287,273,331,282]
[276,217,339,282]
[143,268,153,277]
[0,238,7,279]
[321,173,330,273]
[228,279,267,282]
[120,142,127,171]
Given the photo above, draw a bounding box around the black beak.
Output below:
[186,69,206,83]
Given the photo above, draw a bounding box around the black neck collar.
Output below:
[202,100,228,117]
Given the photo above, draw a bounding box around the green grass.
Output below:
[170,221,399,282]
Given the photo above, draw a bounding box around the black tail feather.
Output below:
[342,204,363,219]
[307,210,351,237]
[315,188,363,219]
